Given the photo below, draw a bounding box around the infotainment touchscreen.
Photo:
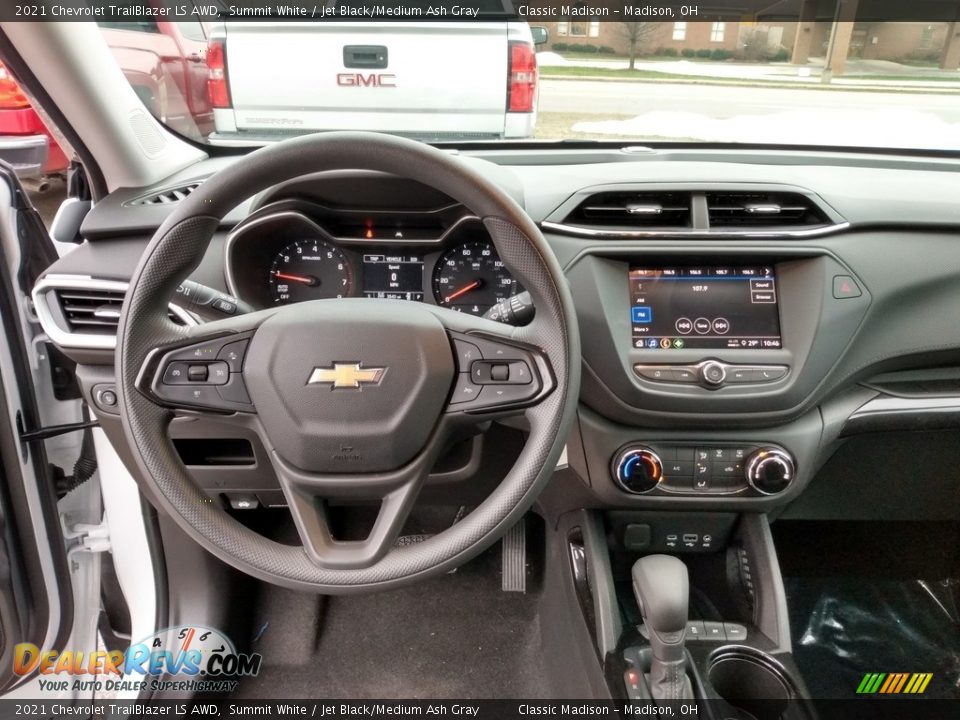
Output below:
[629,266,782,350]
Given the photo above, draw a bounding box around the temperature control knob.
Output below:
[745,448,795,495]
[612,447,663,494]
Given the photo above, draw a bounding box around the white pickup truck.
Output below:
[206,21,543,141]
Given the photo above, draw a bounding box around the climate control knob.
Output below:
[612,447,663,494]
[745,448,795,495]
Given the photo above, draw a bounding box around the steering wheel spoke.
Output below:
[270,438,445,569]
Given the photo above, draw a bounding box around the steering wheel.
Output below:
[116,132,579,592]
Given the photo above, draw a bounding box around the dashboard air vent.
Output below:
[565,191,691,229]
[53,287,185,335]
[129,181,203,206]
[706,191,829,228]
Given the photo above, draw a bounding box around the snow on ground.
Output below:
[571,107,960,150]
[535,51,567,66]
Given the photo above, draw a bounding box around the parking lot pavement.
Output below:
[27,179,66,229]
[537,79,960,147]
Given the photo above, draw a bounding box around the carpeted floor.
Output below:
[232,543,549,699]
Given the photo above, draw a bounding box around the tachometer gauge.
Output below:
[269,239,353,304]
[432,240,520,316]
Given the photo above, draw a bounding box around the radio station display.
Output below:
[362,254,424,301]
[629,266,782,350]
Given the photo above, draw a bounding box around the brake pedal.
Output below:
[501,516,527,593]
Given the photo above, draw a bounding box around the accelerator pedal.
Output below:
[501,516,527,593]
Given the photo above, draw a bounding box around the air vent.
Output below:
[565,191,691,229]
[32,276,196,351]
[128,181,203,206]
[706,192,830,228]
[53,287,186,335]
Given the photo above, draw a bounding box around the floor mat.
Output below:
[232,544,549,699]
[785,577,960,699]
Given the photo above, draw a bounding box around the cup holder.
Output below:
[707,646,799,720]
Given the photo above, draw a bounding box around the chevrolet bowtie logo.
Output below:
[306,363,386,389]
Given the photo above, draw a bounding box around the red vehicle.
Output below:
[0,19,212,184]
[0,60,66,183]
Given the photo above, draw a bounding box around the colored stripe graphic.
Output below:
[857,672,932,694]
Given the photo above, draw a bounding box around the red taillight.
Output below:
[0,64,31,110]
[207,39,231,109]
[507,42,537,113]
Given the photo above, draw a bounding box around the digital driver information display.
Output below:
[629,266,782,350]
[362,254,424,301]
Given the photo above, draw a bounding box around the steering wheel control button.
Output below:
[218,375,252,404]
[218,339,250,372]
[453,338,481,369]
[445,332,545,413]
[187,364,209,382]
[163,362,191,384]
[451,375,483,404]
[833,274,862,299]
[612,447,663,494]
[700,361,726,387]
[746,447,796,495]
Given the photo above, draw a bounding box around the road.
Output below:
[538,79,960,148]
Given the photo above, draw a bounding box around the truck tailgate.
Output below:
[224,22,509,139]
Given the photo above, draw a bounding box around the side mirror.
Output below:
[530,26,549,46]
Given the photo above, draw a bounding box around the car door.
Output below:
[0,159,74,694]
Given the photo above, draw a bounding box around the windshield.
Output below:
[97,7,960,151]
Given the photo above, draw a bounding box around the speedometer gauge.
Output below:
[269,239,353,304]
[432,240,520,316]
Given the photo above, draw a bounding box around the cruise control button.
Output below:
[218,339,249,372]
[450,375,483,404]
[187,364,208,382]
[163,362,191,385]
[158,384,222,408]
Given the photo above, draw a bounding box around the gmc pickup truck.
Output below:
[207,21,541,141]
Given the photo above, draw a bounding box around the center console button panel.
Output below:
[635,361,788,389]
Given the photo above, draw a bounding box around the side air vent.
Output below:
[53,287,186,334]
[706,191,830,228]
[128,181,203,206]
[564,191,692,229]
[32,277,195,351]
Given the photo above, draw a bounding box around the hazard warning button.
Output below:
[832,275,862,299]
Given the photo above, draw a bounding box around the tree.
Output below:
[619,22,659,69]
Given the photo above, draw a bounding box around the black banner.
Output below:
[4,1,960,23]
[1,699,959,720]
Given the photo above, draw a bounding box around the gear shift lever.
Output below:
[632,555,693,701]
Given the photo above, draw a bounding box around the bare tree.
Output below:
[619,22,659,69]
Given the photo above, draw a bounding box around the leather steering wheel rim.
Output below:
[116,131,580,592]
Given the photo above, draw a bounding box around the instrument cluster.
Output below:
[225,207,523,317]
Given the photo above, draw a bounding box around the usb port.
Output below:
[682,533,699,543]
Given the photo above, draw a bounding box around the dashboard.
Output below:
[34,147,960,523]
